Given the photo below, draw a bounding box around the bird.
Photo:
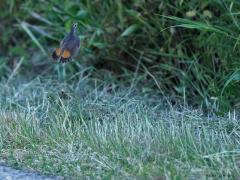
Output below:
[52,23,80,63]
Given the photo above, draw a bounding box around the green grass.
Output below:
[1,1,240,178]
[0,73,240,178]
[1,0,240,111]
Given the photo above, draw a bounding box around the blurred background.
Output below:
[0,0,240,113]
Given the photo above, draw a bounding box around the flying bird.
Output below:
[52,23,80,63]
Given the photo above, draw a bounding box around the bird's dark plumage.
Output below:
[52,23,80,63]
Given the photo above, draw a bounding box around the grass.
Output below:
[1,1,240,178]
[1,0,240,112]
[0,72,240,178]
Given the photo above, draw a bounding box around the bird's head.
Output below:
[71,22,78,34]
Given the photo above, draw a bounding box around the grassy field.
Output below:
[0,72,240,179]
[1,0,240,178]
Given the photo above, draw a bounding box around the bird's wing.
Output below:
[60,34,70,48]
[76,37,80,49]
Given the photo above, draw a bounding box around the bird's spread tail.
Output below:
[52,48,72,63]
